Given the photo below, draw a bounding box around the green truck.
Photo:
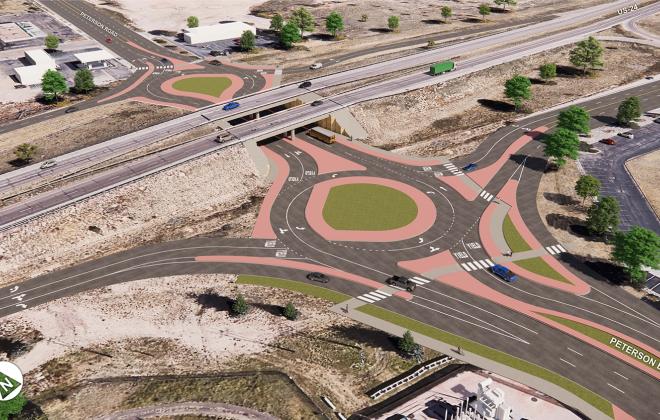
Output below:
[430,60,455,75]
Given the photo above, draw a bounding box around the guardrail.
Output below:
[368,356,454,399]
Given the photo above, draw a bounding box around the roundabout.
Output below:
[160,73,245,103]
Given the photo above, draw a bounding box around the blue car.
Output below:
[462,163,478,172]
[223,101,240,111]
[491,264,517,282]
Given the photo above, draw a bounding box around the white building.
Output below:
[183,22,256,45]
[74,49,115,69]
[476,378,512,420]
[14,49,57,86]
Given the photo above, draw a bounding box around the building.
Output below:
[0,21,46,48]
[183,22,256,45]
[13,49,57,86]
[476,378,512,420]
[73,49,115,69]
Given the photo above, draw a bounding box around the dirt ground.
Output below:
[351,41,659,158]
[0,100,187,175]
[0,273,439,419]
[637,11,660,36]
[0,0,39,14]
[626,149,660,218]
[0,145,266,287]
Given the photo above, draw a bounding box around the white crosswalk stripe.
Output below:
[546,244,566,255]
[412,276,431,284]
[357,295,375,303]
[462,260,494,271]
[556,244,567,252]
[479,190,494,201]
[461,263,472,271]
[443,163,464,176]
[466,262,479,270]
[365,292,385,300]
[357,289,395,303]
[485,259,495,267]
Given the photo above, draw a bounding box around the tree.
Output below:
[325,11,344,38]
[0,393,28,419]
[44,34,59,50]
[479,4,491,21]
[569,36,603,75]
[387,15,400,32]
[586,196,620,236]
[441,6,452,22]
[557,106,591,134]
[539,63,557,81]
[14,143,38,163]
[613,227,660,285]
[279,22,301,49]
[398,330,416,355]
[282,302,299,320]
[544,127,579,168]
[360,14,368,22]
[270,13,284,32]
[74,68,95,93]
[575,175,601,204]
[616,96,641,126]
[240,30,256,52]
[290,7,315,38]
[504,75,531,111]
[41,69,68,101]
[494,0,517,10]
[187,16,199,28]
[231,294,249,316]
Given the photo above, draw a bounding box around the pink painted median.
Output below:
[306,177,437,242]
[251,147,288,239]
[286,136,366,174]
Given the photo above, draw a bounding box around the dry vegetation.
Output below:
[637,11,660,36]
[626,150,660,218]
[1,274,439,419]
[0,0,40,14]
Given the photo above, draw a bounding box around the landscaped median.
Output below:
[237,275,351,304]
[513,256,570,283]
[357,304,615,418]
[502,214,532,253]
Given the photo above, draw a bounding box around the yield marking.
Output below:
[607,383,625,394]
[560,358,576,367]
[275,250,287,258]
[613,371,629,380]
[264,240,276,248]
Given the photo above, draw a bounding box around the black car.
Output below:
[307,272,329,283]
[386,276,416,292]
[311,100,323,106]
[65,106,78,113]
[299,81,312,89]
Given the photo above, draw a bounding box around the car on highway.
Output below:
[222,101,240,111]
[306,272,329,283]
[311,100,323,106]
[618,132,634,139]
[491,264,517,282]
[65,106,78,114]
[215,134,231,143]
[299,81,312,89]
[310,63,323,70]
[105,37,112,43]
[462,163,478,172]
[600,138,616,145]
[40,160,57,170]
[386,275,416,292]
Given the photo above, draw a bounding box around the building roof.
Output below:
[14,65,52,85]
[183,21,255,36]
[73,49,115,63]
[25,49,55,66]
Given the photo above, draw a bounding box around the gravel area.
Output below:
[626,149,660,218]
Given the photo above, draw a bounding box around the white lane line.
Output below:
[613,371,629,380]
[607,383,625,394]
[567,347,583,357]
[461,263,473,271]
[560,358,576,368]
[357,296,375,303]
[467,262,479,270]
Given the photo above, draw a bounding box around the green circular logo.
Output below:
[0,361,23,401]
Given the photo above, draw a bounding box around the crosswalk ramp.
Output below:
[356,290,393,303]
[443,163,464,176]
[461,259,495,271]
[545,244,567,255]
[479,190,494,202]
[409,276,432,285]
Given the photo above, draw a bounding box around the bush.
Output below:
[231,294,249,316]
[282,302,299,320]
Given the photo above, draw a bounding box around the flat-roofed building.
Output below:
[183,22,256,45]
[13,49,57,86]
[74,49,115,69]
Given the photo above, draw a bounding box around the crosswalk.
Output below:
[409,276,432,285]
[443,162,464,176]
[545,244,567,255]
[356,289,392,303]
[136,65,174,71]
[460,259,495,272]
[479,190,494,201]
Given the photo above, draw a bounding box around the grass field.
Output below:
[502,214,532,252]
[171,76,232,97]
[358,304,614,418]
[514,257,570,283]
[540,313,659,370]
[237,275,351,304]
[322,183,418,231]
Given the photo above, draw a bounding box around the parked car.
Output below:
[311,100,323,106]
[618,132,634,139]
[462,163,478,172]
[309,62,323,70]
[386,276,416,292]
[222,101,240,111]
[65,106,78,114]
[600,138,616,145]
[299,81,312,89]
[306,272,329,283]
[40,160,57,169]
[491,264,517,282]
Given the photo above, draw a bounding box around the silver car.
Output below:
[40,160,57,169]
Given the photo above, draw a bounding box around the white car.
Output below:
[309,62,323,70]
[40,160,57,169]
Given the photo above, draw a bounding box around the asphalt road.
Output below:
[1,81,659,419]
[580,122,660,233]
